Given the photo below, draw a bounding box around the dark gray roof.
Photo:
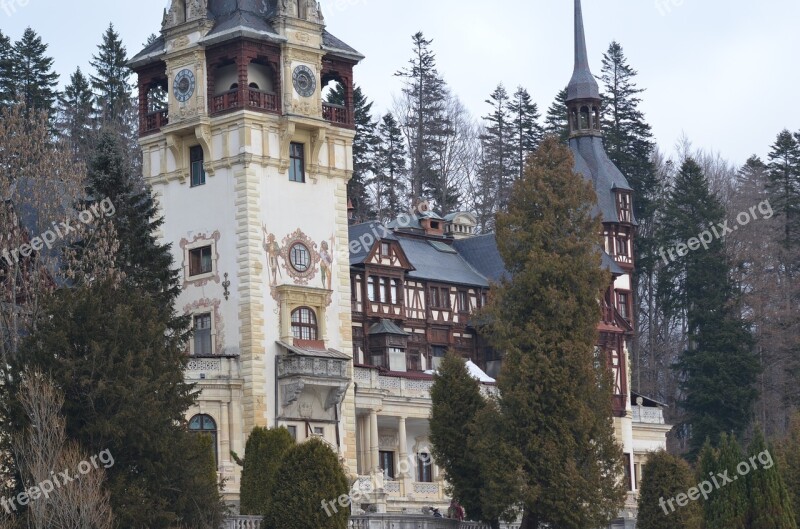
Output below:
[453,234,507,283]
[131,0,362,66]
[368,319,409,336]
[601,250,625,275]
[348,221,396,265]
[570,135,635,225]
[567,0,600,102]
[277,340,351,360]
[398,237,488,287]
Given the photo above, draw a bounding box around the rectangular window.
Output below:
[379,277,388,303]
[289,142,305,183]
[417,453,433,483]
[429,287,440,308]
[367,276,376,302]
[379,451,395,479]
[287,425,297,441]
[616,236,629,257]
[190,146,206,187]
[381,242,391,256]
[390,279,399,305]
[429,287,449,308]
[193,313,212,355]
[313,426,324,436]
[617,292,630,320]
[189,246,213,277]
[457,291,469,313]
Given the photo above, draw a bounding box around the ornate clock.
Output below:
[174,69,196,103]
[292,65,316,98]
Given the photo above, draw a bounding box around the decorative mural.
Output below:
[263,226,336,297]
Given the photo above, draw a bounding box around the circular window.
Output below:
[290,243,311,272]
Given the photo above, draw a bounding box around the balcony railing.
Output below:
[141,109,168,135]
[223,516,263,529]
[323,102,349,125]
[633,405,665,424]
[212,89,240,114]
[248,89,278,111]
[348,515,520,529]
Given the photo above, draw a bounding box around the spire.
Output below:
[567,0,600,103]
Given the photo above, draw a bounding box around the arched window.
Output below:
[580,106,590,130]
[189,414,217,464]
[291,307,318,340]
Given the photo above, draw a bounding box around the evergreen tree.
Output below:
[239,426,295,516]
[12,28,59,121]
[479,84,513,212]
[543,87,569,143]
[9,279,222,529]
[701,434,747,529]
[766,130,800,251]
[90,23,132,124]
[82,130,183,330]
[748,429,797,529]
[430,354,487,523]
[0,29,14,108]
[372,112,408,220]
[327,84,378,221]
[486,137,625,529]
[266,438,349,529]
[636,450,701,529]
[776,412,800,518]
[506,86,543,181]
[396,32,452,205]
[58,67,95,160]
[659,158,760,453]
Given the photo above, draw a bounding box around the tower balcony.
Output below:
[210,88,280,115]
[322,102,349,126]
[141,109,169,136]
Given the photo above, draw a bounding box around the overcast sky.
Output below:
[2,0,798,166]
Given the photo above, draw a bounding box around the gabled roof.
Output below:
[397,237,488,288]
[349,221,397,266]
[452,234,507,283]
[368,319,409,336]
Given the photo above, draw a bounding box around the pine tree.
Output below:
[9,279,222,529]
[90,23,132,125]
[637,451,701,529]
[327,84,378,221]
[748,429,797,529]
[372,112,408,220]
[506,86,543,181]
[479,84,513,211]
[58,67,95,160]
[395,32,452,205]
[12,28,59,121]
[766,130,800,251]
[486,137,625,529]
[0,29,14,108]
[265,438,349,529]
[659,158,760,453]
[543,87,569,143]
[82,130,183,330]
[239,427,295,516]
[430,354,487,523]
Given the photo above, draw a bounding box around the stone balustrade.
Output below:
[223,515,263,529]
[348,515,520,529]
[632,405,665,424]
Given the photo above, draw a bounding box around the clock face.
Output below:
[292,65,316,98]
[174,69,196,103]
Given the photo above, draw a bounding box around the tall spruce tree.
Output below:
[395,32,452,205]
[372,112,408,220]
[10,279,223,529]
[777,413,800,518]
[90,24,132,125]
[58,67,95,160]
[766,130,800,252]
[82,130,183,330]
[636,450,701,529]
[543,87,569,143]
[12,28,59,121]
[0,29,14,108]
[485,137,625,529]
[239,427,295,516]
[430,354,487,523]
[327,83,378,221]
[507,86,543,181]
[659,158,760,453]
[748,429,797,529]
[479,84,513,212]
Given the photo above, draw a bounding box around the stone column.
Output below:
[398,416,411,495]
[369,409,379,473]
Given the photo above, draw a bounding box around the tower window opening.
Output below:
[580,106,590,130]
[593,106,601,130]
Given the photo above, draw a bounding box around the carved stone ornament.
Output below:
[283,380,305,407]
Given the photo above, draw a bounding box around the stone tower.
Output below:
[130,0,363,501]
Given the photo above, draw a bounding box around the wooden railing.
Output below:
[141,109,168,135]
[323,102,349,125]
[212,89,240,113]
[247,89,278,111]
[212,89,279,115]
